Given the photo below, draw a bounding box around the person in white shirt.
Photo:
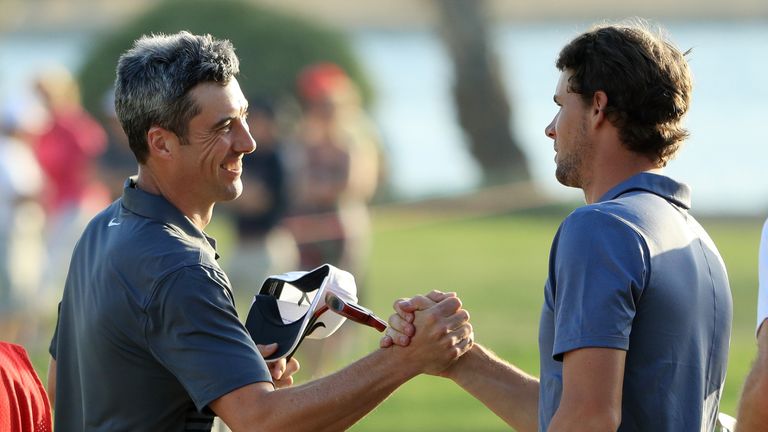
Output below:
[736,219,768,430]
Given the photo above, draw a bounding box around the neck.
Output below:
[135,165,213,230]
[581,143,662,204]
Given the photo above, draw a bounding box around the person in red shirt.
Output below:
[0,342,52,432]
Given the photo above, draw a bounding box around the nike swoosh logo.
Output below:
[108,218,121,227]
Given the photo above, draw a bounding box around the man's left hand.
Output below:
[257,343,300,388]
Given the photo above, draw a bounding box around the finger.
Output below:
[443,308,471,331]
[447,322,474,344]
[269,359,287,381]
[284,357,300,377]
[397,295,438,315]
[388,312,415,336]
[425,290,456,303]
[256,343,279,358]
[445,323,474,357]
[430,296,462,317]
[386,326,411,347]
[392,298,414,323]
[453,332,474,357]
[274,358,300,389]
[380,335,394,348]
[274,375,294,389]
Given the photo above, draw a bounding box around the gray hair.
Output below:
[114,31,240,163]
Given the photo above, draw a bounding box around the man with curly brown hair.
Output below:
[384,21,732,432]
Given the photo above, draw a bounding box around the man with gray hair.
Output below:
[48,31,473,431]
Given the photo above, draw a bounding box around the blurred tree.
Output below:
[436,0,530,184]
[78,0,371,118]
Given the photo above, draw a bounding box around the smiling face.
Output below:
[175,78,255,206]
[544,69,592,189]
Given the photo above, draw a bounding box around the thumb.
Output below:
[256,343,279,358]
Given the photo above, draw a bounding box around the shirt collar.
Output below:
[121,177,219,256]
[597,172,691,210]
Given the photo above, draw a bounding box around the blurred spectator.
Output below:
[285,63,380,277]
[282,63,381,376]
[97,88,137,200]
[0,99,46,342]
[223,97,298,316]
[33,66,109,300]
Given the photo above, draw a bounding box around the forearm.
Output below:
[446,344,539,432]
[737,365,768,431]
[737,334,768,431]
[286,349,412,432]
[221,347,417,432]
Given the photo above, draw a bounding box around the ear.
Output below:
[591,91,609,127]
[146,126,176,160]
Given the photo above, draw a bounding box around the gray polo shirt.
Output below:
[538,173,732,431]
[50,178,272,431]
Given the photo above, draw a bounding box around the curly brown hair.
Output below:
[556,22,693,166]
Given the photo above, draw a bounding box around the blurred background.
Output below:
[0,0,765,430]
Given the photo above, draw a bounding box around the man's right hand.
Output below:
[383,291,473,376]
[380,290,456,348]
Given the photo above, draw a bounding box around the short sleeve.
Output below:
[145,265,272,411]
[757,219,768,334]
[551,209,649,360]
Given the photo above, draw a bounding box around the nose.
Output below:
[235,118,257,154]
[545,116,556,140]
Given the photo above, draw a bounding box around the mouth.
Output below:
[220,159,242,175]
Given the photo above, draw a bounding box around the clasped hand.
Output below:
[380,290,474,375]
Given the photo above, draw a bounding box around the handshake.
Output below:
[378,290,475,377]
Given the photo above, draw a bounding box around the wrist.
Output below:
[441,343,481,383]
[376,346,422,382]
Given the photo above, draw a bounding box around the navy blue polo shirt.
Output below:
[538,173,732,431]
[50,178,272,431]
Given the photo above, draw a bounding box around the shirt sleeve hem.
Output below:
[553,336,629,361]
[193,374,275,412]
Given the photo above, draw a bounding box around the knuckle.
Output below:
[387,314,399,327]
[442,297,461,311]
[452,347,462,358]
[392,298,407,309]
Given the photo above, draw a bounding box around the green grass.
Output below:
[21,208,762,431]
